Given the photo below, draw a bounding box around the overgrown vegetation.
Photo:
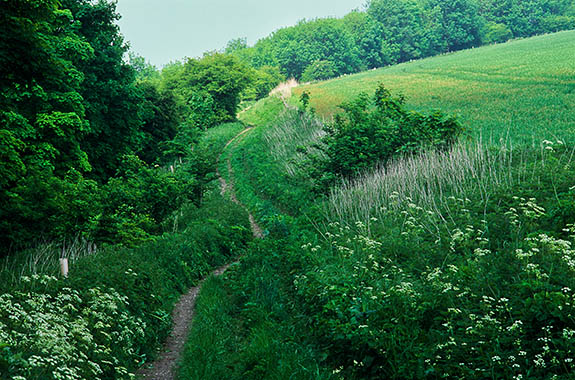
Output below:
[0,0,267,254]
[2,1,574,379]
[177,241,334,380]
[0,193,251,379]
[185,31,575,379]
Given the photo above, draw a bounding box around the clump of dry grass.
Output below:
[0,237,97,287]
[326,140,573,228]
[263,109,326,177]
[270,78,299,100]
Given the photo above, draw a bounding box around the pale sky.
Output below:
[116,0,365,67]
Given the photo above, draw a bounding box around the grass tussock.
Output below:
[262,109,325,177]
[327,139,574,229]
[0,238,97,291]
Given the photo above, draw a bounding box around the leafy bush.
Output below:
[481,21,513,44]
[307,84,464,191]
[301,60,338,83]
[242,66,286,102]
[95,155,198,246]
[172,53,253,125]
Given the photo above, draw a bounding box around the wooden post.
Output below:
[60,258,69,278]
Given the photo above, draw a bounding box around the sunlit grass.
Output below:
[326,140,574,231]
[262,109,325,177]
[239,95,285,127]
[293,31,575,145]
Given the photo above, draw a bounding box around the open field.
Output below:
[293,31,575,145]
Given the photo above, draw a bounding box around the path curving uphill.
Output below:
[216,127,265,239]
[137,127,263,380]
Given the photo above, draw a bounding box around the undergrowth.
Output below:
[183,72,575,379]
[0,122,252,380]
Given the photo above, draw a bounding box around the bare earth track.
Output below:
[137,127,263,380]
[217,127,264,239]
[137,265,231,380]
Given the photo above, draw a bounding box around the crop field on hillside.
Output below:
[293,31,575,145]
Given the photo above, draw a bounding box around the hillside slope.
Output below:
[180,31,575,380]
[293,31,575,145]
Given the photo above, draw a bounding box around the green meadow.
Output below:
[293,31,575,145]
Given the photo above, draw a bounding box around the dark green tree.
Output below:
[368,0,429,63]
[61,0,144,180]
[136,81,183,164]
[425,0,483,51]
[342,11,386,69]
[481,21,513,43]
[178,53,252,124]
[0,0,97,250]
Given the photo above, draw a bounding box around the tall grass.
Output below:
[0,237,97,290]
[262,109,325,177]
[326,140,574,228]
[177,245,335,380]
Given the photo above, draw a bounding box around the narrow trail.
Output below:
[137,128,263,380]
[216,127,265,239]
[137,265,231,380]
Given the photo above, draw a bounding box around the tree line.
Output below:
[1,0,572,253]
[228,0,575,81]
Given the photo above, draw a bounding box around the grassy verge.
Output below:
[220,107,318,233]
[240,95,285,127]
[177,238,334,380]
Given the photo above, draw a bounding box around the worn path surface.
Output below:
[216,127,265,238]
[137,127,263,380]
[137,265,230,380]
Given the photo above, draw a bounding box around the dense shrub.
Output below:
[481,21,513,44]
[242,66,286,102]
[307,84,464,191]
[289,145,575,378]
[301,60,338,83]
